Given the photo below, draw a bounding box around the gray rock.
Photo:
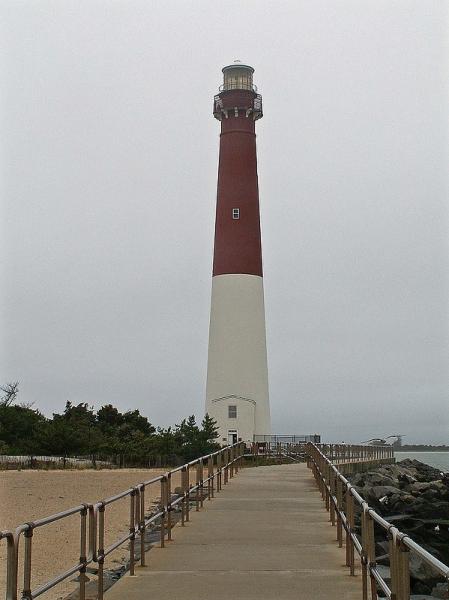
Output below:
[429,481,449,495]
[398,460,442,482]
[389,493,416,508]
[422,489,438,500]
[409,553,441,583]
[412,482,432,493]
[400,473,418,485]
[430,583,448,599]
[364,473,397,487]
[351,473,366,486]
[366,485,401,501]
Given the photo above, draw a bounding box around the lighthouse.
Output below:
[205,62,271,445]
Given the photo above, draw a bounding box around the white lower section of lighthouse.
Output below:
[205,274,271,445]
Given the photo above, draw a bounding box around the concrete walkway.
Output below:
[106,463,362,600]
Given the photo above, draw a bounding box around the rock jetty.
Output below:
[348,459,449,598]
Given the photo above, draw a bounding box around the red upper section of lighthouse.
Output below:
[212,82,264,278]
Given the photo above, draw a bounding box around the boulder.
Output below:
[379,464,402,478]
[429,481,449,496]
[351,473,366,486]
[347,460,449,576]
[366,485,401,502]
[399,472,418,485]
[412,482,432,493]
[363,472,397,487]
[409,553,441,584]
[398,460,442,482]
[422,489,438,501]
[431,583,449,599]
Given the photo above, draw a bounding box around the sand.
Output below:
[0,468,182,600]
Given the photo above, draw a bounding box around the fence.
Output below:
[312,442,394,464]
[253,434,321,444]
[0,442,246,600]
[307,442,449,600]
[0,454,186,470]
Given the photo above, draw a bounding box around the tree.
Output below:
[0,382,19,407]
[97,404,123,432]
[201,413,219,444]
[175,415,219,461]
[122,410,155,436]
[153,426,183,456]
[0,382,46,454]
[39,418,83,466]
[0,388,219,464]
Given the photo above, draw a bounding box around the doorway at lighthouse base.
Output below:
[211,395,256,445]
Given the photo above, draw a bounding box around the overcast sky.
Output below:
[1,1,448,444]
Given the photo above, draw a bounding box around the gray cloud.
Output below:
[1,0,448,443]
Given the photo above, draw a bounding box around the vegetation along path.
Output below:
[106,463,361,600]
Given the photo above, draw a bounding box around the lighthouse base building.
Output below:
[205,63,271,446]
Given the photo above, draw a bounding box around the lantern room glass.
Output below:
[222,65,254,91]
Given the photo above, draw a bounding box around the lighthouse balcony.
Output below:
[213,92,263,121]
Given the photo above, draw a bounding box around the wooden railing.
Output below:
[307,442,449,600]
[0,442,246,600]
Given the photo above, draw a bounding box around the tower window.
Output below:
[228,405,237,418]
[232,208,240,220]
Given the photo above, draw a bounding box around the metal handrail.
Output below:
[306,442,449,600]
[1,442,246,600]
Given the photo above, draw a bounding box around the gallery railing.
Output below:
[0,442,245,600]
[306,442,449,600]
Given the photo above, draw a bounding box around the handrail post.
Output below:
[216,452,221,492]
[79,505,88,600]
[208,455,213,499]
[181,466,188,525]
[98,504,105,600]
[345,490,355,575]
[160,477,167,548]
[199,459,204,509]
[349,492,355,575]
[5,532,18,600]
[361,506,377,600]
[336,478,343,548]
[167,473,173,540]
[329,469,336,526]
[224,450,229,485]
[186,466,191,522]
[366,511,377,600]
[195,462,200,512]
[361,508,368,600]
[129,489,136,575]
[139,485,146,566]
[390,533,410,600]
[22,526,33,600]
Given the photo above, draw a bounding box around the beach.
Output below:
[0,468,181,600]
